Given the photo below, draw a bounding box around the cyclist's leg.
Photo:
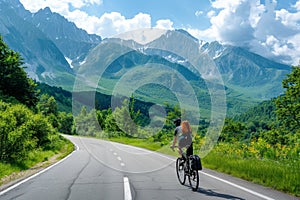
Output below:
[178,146,184,157]
[185,143,193,172]
[186,142,193,157]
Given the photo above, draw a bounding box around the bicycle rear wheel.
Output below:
[176,158,186,185]
[188,169,199,191]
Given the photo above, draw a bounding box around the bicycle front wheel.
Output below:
[189,169,199,191]
[176,158,186,185]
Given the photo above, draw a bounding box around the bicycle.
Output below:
[171,146,200,191]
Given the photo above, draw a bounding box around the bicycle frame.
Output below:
[174,148,199,191]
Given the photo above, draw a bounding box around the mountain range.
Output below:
[0,0,292,116]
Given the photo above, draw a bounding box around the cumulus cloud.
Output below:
[19,0,300,65]
[195,10,204,17]
[188,0,300,65]
[71,11,152,38]
[185,27,216,42]
[154,19,174,30]
[276,7,300,28]
[294,1,300,10]
[20,0,102,13]
[99,12,152,37]
[251,1,300,65]
[20,0,153,38]
[207,10,216,18]
[209,0,256,46]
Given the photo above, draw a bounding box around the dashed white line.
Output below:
[123,177,132,200]
[117,156,122,161]
[73,138,277,200]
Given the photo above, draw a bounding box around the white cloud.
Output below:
[294,1,300,10]
[207,10,216,18]
[276,8,300,28]
[187,0,300,65]
[195,10,203,17]
[155,19,174,30]
[19,0,300,65]
[210,0,242,10]
[68,11,152,38]
[209,0,255,46]
[93,12,151,37]
[20,0,102,13]
[185,27,216,42]
[20,0,152,38]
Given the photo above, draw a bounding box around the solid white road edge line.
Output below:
[109,140,275,199]
[200,171,275,200]
[123,177,132,200]
[0,144,79,196]
[78,138,275,200]
[117,142,275,200]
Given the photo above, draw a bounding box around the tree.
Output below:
[0,36,38,107]
[113,99,138,137]
[37,94,60,129]
[275,66,300,133]
[58,112,74,134]
[38,94,58,116]
[74,107,100,137]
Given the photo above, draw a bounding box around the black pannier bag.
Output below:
[189,155,202,170]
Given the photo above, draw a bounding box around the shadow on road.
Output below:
[196,187,245,200]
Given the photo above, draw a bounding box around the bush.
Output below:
[0,101,59,163]
[0,101,36,162]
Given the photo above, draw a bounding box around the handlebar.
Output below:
[170,145,178,151]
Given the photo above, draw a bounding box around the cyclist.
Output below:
[171,118,193,160]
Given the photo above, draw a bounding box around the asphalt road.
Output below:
[0,135,298,200]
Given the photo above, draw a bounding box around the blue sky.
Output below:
[19,0,300,65]
[80,0,212,28]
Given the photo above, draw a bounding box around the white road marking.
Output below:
[119,143,276,200]
[113,152,118,156]
[117,156,122,161]
[200,171,275,200]
[87,138,277,200]
[11,136,274,200]
[0,144,78,196]
[123,177,132,200]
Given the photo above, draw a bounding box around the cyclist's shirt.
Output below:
[174,126,182,136]
[175,126,192,149]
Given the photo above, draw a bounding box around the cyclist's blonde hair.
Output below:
[181,120,192,134]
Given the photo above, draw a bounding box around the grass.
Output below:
[108,137,163,151]
[0,137,74,185]
[202,151,300,197]
[0,163,20,180]
[2,134,299,197]
[104,136,300,197]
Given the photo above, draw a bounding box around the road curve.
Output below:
[0,135,298,200]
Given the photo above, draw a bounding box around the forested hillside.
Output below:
[72,65,300,196]
[0,36,73,183]
[1,33,299,196]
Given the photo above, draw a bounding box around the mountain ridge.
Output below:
[0,0,292,115]
[27,7,102,68]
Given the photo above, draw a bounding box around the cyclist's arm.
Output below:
[172,136,177,147]
[171,127,179,148]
